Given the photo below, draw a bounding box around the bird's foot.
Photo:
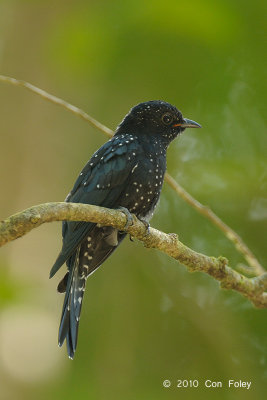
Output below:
[118,206,134,230]
[138,218,151,236]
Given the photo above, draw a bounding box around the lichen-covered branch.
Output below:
[0,74,264,276]
[1,202,266,308]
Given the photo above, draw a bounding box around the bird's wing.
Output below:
[50,135,140,277]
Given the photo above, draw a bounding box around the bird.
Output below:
[50,100,201,358]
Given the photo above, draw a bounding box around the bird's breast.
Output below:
[119,151,166,219]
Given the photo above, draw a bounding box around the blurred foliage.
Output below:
[0,0,266,399]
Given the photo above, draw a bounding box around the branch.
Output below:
[0,74,264,276]
[0,202,266,308]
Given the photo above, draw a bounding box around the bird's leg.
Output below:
[118,206,134,230]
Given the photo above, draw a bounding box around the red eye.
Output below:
[162,113,173,125]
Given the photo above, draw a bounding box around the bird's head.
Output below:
[115,100,201,142]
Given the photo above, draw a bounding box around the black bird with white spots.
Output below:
[50,100,201,358]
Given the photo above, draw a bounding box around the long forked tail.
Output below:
[58,246,87,359]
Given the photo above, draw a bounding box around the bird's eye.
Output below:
[162,113,173,125]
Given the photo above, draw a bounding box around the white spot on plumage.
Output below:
[132,163,138,173]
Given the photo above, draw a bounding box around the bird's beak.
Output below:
[173,118,201,129]
[180,118,201,128]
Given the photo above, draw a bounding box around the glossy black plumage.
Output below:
[51,100,201,358]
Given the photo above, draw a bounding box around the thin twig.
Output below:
[0,74,264,276]
[0,74,113,137]
[165,174,265,275]
[0,202,266,308]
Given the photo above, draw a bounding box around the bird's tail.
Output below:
[58,246,87,359]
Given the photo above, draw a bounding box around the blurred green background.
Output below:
[0,0,266,399]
